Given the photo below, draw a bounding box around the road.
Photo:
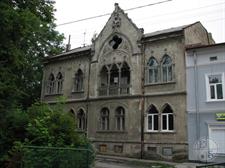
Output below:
[95,160,146,168]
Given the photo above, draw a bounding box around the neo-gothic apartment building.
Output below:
[41,4,214,160]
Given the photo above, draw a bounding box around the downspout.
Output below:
[193,51,200,140]
[86,51,92,138]
[140,41,145,159]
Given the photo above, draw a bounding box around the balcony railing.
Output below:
[99,85,130,96]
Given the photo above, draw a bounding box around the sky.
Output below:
[54,0,225,48]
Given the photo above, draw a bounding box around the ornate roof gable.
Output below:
[92,3,143,62]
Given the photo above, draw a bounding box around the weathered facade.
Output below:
[41,4,214,160]
[186,43,225,162]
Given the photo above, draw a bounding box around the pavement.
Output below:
[95,154,203,168]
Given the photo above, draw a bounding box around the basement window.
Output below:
[114,145,123,153]
[99,144,107,153]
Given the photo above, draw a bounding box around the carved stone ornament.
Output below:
[112,3,121,29]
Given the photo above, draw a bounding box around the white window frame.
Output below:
[205,72,225,102]
[161,113,174,132]
[146,113,159,132]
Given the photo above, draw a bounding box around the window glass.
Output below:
[153,115,158,130]
[217,84,223,99]
[169,114,174,130]
[148,116,153,130]
[162,115,167,130]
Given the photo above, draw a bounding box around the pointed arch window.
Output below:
[100,108,109,130]
[74,69,84,92]
[56,72,63,94]
[110,64,119,86]
[99,62,131,96]
[120,62,130,94]
[77,109,86,130]
[146,105,159,131]
[148,57,159,83]
[161,104,174,131]
[47,73,55,94]
[115,107,125,131]
[162,55,173,82]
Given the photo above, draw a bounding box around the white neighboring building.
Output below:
[186,43,225,162]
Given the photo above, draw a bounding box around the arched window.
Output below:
[110,64,119,86]
[99,62,131,96]
[56,72,63,94]
[148,57,159,83]
[74,69,84,92]
[115,107,125,131]
[47,73,55,94]
[100,108,109,130]
[161,55,173,82]
[69,109,75,115]
[120,62,130,94]
[147,105,159,131]
[161,104,174,131]
[77,109,86,130]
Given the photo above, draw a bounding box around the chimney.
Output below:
[66,35,71,52]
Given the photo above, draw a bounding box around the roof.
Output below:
[186,42,225,50]
[47,22,201,59]
[50,45,92,58]
[143,22,197,38]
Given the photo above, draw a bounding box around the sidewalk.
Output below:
[96,154,203,168]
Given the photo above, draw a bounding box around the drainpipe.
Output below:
[140,41,145,159]
[193,51,200,140]
[86,51,92,138]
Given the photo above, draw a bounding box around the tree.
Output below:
[0,0,64,112]
[3,101,94,167]
[0,0,66,166]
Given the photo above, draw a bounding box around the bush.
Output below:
[3,100,95,168]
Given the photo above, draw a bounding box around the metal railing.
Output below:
[99,85,130,96]
[196,162,225,168]
[21,145,95,168]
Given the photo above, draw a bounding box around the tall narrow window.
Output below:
[110,64,119,86]
[148,57,159,83]
[100,108,110,130]
[109,64,119,95]
[47,73,55,94]
[77,109,86,130]
[74,69,84,92]
[206,73,224,101]
[161,104,174,131]
[120,62,130,94]
[162,55,173,82]
[56,72,63,94]
[146,105,159,131]
[115,107,125,131]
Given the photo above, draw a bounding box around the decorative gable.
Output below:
[92,3,143,62]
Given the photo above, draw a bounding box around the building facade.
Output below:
[41,4,214,160]
[186,43,225,162]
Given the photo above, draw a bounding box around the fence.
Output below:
[21,145,95,168]
[196,162,225,168]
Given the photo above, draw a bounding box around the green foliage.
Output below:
[0,0,66,166]
[2,101,95,167]
[25,101,83,147]
[0,0,64,111]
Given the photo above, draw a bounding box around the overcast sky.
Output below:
[54,0,225,48]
